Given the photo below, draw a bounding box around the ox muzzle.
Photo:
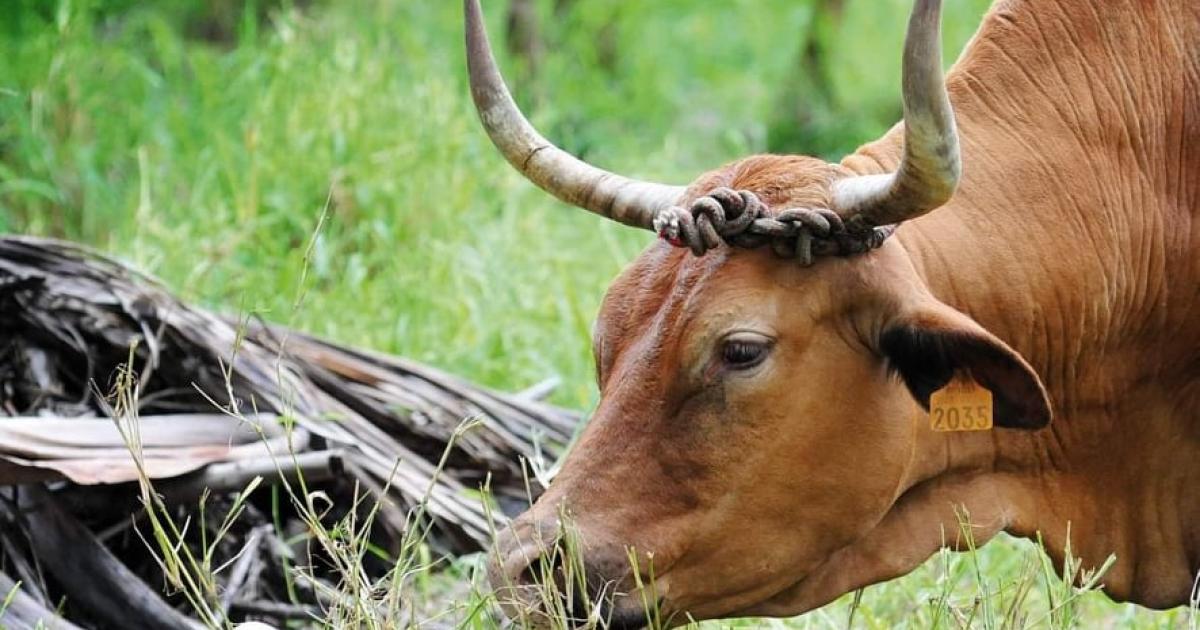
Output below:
[488,513,663,629]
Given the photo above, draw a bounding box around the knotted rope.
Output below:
[651,187,896,267]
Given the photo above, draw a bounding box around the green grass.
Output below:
[2,0,1197,627]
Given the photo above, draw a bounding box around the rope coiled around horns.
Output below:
[651,187,897,267]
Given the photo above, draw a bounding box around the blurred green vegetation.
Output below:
[0,0,994,405]
[0,1,1191,626]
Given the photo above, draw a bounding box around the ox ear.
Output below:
[881,304,1051,430]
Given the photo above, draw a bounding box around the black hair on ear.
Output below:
[881,318,1051,430]
[881,324,961,405]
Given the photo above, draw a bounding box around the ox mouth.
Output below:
[491,589,665,630]
[595,602,661,630]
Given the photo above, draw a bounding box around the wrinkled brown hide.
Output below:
[493,0,1200,624]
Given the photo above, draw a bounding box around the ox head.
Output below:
[466,0,1052,625]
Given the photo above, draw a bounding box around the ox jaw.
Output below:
[733,393,1200,618]
[731,473,1023,618]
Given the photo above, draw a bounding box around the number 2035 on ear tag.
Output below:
[929,379,993,432]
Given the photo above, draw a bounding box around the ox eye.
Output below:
[720,333,773,370]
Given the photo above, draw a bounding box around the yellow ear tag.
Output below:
[929,378,993,432]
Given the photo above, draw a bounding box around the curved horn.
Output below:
[464,0,685,229]
[833,0,961,229]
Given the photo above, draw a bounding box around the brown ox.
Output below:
[465,0,1200,625]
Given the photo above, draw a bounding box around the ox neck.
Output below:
[843,0,1200,605]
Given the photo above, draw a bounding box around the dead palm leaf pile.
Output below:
[0,235,578,629]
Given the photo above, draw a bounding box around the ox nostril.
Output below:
[489,519,576,608]
[490,518,655,628]
[490,522,608,626]
[513,550,652,628]
[516,554,549,591]
[519,543,594,617]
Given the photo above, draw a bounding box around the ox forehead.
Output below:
[467,0,1200,625]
